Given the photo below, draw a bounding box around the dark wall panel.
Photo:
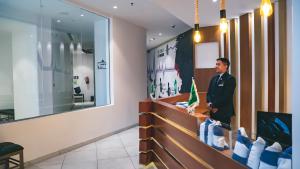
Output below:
[239,13,253,134]
[268,5,276,112]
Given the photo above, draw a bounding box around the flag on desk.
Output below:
[187,78,200,111]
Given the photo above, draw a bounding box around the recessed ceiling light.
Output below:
[80,14,84,17]
[158,33,163,36]
[212,0,218,2]
[113,5,118,9]
[150,38,155,41]
[56,19,61,23]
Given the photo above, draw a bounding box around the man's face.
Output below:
[216,60,227,73]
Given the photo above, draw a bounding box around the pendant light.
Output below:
[194,0,201,43]
[219,0,228,34]
[260,0,273,17]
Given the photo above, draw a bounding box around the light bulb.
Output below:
[60,42,64,50]
[260,0,273,17]
[220,18,228,34]
[70,43,74,51]
[194,30,201,43]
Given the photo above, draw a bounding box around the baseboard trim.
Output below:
[25,123,138,167]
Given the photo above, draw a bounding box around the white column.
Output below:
[291,0,300,167]
[11,22,40,120]
[94,19,110,106]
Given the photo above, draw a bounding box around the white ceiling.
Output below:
[0,0,269,49]
[68,0,268,49]
[152,0,263,27]
[68,0,192,49]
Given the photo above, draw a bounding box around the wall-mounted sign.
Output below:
[97,59,107,69]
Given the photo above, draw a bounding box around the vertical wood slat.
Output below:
[254,8,264,136]
[229,19,239,130]
[278,0,288,113]
[239,13,253,134]
[194,69,216,92]
[268,4,276,112]
[224,30,229,59]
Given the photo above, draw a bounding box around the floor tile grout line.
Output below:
[129,156,139,169]
[60,153,66,169]
[119,130,137,169]
[95,142,99,169]
[33,127,137,169]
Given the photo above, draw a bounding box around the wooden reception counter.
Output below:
[139,92,246,169]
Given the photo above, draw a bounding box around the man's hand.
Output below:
[212,108,218,113]
[207,102,212,110]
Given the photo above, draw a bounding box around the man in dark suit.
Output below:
[207,58,236,125]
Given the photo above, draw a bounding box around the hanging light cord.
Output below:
[220,0,225,11]
[194,0,199,24]
[220,0,226,19]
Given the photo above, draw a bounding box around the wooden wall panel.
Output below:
[230,19,238,80]
[224,31,229,59]
[139,98,247,169]
[139,127,153,139]
[139,113,153,126]
[193,26,220,93]
[140,152,153,165]
[268,5,276,112]
[151,140,183,169]
[153,129,209,169]
[198,26,220,43]
[140,139,152,152]
[278,0,288,113]
[153,116,246,169]
[229,19,239,130]
[254,8,265,136]
[194,69,216,92]
[239,13,253,134]
[153,101,199,134]
[139,100,153,113]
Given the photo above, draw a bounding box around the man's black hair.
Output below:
[217,58,230,70]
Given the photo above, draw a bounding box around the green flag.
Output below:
[188,78,200,108]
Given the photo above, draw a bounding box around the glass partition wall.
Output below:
[0,0,110,123]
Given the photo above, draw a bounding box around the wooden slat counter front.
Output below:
[139,92,246,169]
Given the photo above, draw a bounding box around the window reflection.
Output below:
[0,0,110,123]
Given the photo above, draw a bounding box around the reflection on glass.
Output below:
[0,0,110,123]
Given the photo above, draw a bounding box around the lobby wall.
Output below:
[147,29,194,99]
[0,5,147,162]
[224,0,291,136]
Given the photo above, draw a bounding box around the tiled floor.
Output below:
[26,126,142,169]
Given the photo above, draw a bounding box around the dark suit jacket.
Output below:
[207,72,236,123]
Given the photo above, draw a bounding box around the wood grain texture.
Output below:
[139,100,153,113]
[224,31,229,59]
[140,152,153,165]
[268,5,276,112]
[198,26,220,43]
[153,128,209,169]
[139,113,153,127]
[229,19,239,130]
[152,139,184,169]
[153,101,199,134]
[194,68,216,92]
[254,8,264,113]
[140,139,153,152]
[139,96,247,169]
[278,0,288,113]
[193,26,219,93]
[139,127,153,139]
[239,13,253,134]
[153,116,246,169]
